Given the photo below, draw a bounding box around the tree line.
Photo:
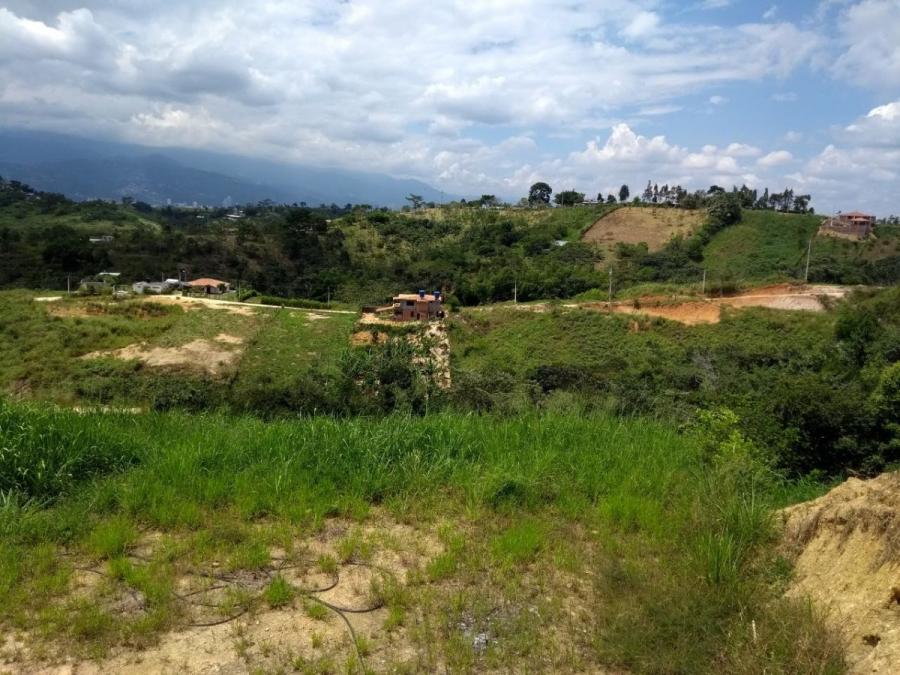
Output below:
[520,180,814,214]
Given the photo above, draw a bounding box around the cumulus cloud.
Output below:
[787,102,900,214]
[832,0,900,89]
[867,101,900,122]
[622,11,660,39]
[0,1,894,214]
[0,7,114,66]
[758,150,793,167]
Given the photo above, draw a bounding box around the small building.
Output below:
[133,280,176,295]
[187,278,231,295]
[78,272,119,294]
[820,211,876,240]
[393,290,445,322]
[88,235,114,244]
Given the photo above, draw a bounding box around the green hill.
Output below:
[703,210,900,283]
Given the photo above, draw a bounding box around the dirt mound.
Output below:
[780,472,900,673]
[581,206,704,253]
[83,338,242,376]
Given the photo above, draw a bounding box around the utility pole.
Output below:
[804,237,812,284]
[66,275,71,296]
[701,268,706,295]
[608,267,613,311]
[327,287,331,306]
[513,279,517,304]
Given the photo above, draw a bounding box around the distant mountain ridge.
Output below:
[0,129,452,207]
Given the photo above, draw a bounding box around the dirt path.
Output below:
[2,512,443,675]
[146,295,357,316]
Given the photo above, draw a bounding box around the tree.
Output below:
[619,184,630,203]
[528,182,553,206]
[405,194,424,210]
[606,194,617,204]
[793,194,811,213]
[707,192,742,230]
[642,181,653,203]
[554,190,585,207]
[479,194,500,208]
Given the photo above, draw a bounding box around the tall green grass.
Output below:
[0,402,842,672]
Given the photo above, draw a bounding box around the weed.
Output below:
[265,575,295,608]
[317,554,338,575]
[490,520,546,566]
[304,600,329,621]
[87,516,137,559]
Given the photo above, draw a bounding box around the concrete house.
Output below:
[820,211,876,239]
[392,290,445,322]
[187,278,231,295]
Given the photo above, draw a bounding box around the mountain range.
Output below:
[0,129,452,208]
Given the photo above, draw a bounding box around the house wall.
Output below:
[392,297,444,321]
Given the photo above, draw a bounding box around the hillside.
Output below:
[704,210,900,283]
[0,398,844,674]
[0,180,609,305]
[581,205,704,253]
[575,205,900,290]
[1,276,898,673]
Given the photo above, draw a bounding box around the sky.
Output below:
[0,0,899,214]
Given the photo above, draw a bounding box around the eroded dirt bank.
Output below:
[781,472,900,674]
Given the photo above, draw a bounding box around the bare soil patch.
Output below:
[146,295,258,316]
[83,338,243,376]
[213,333,244,345]
[3,513,443,675]
[780,472,900,674]
[350,330,388,346]
[593,284,850,325]
[581,206,705,253]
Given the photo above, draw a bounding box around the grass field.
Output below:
[232,308,359,394]
[0,293,358,409]
[0,403,841,673]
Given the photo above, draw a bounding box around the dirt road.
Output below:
[473,284,854,325]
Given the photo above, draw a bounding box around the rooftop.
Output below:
[189,278,229,287]
[394,293,441,302]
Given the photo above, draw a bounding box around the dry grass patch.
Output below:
[582,206,705,254]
